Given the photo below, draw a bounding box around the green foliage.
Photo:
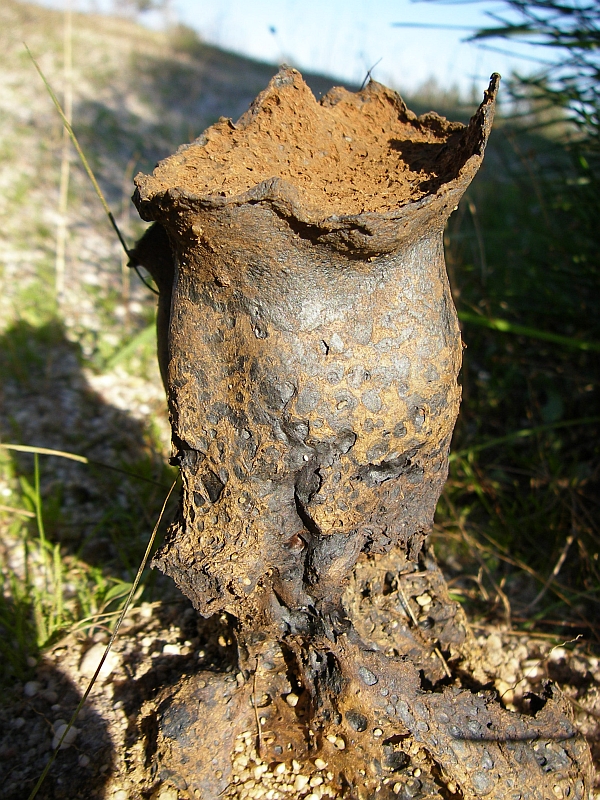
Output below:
[0,452,144,686]
[431,0,600,636]
[472,0,600,139]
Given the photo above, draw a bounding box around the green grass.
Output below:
[433,108,600,641]
[0,450,148,686]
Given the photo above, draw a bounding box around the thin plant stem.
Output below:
[33,454,50,600]
[55,2,72,300]
[443,494,512,626]
[24,44,158,295]
[523,533,575,612]
[33,454,46,546]
[24,45,129,257]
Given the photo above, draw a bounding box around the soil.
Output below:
[1,601,599,799]
[136,69,467,217]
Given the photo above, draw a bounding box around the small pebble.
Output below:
[549,647,567,662]
[358,666,378,686]
[157,788,178,800]
[26,656,37,668]
[310,776,324,787]
[79,643,120,680]
[334,737,346,750]
[139,603,153,619]
[254,764,268,780]
[314,758,327,770]
[24,681,41,697]
[373,728,383,737]
[79,754,90,767]
[13,717,25,729]
[162,643,180,656]
[285,693,299,707]
[274,763,287,776]
[113,791,128,800]
[51,722,79,750]
[415,593,432,607]
[294,775,309,791]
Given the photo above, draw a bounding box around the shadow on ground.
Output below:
[0,318,188,798]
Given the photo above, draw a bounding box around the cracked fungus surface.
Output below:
[140,68,465,216]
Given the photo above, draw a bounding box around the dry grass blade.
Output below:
[458,311,600,352]
[24,44,129,257]
[26,478,177,800]
[23,42,158,295]
[0,442,169,487]
[450,416,600,460]
[0,443,88,463]
[0,504,36,518]
[443,494,512,626]
[441,522,600,641]
[523,532,575,612]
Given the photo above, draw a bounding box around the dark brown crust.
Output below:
[131,69,592,800]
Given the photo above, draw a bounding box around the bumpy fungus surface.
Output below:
[134,70,499,624]
[131,70,592,800]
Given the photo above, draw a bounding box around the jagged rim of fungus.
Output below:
[134,69,500,252]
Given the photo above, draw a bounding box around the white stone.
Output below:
[52,722,79,750]
[24,680,41,697]
[549,647,567,662]
[157,788,178,800]
[162,643,180,656]
[294,775,309,792]
[79,643,120,680]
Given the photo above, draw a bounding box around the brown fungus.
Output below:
[131,69,592,800]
